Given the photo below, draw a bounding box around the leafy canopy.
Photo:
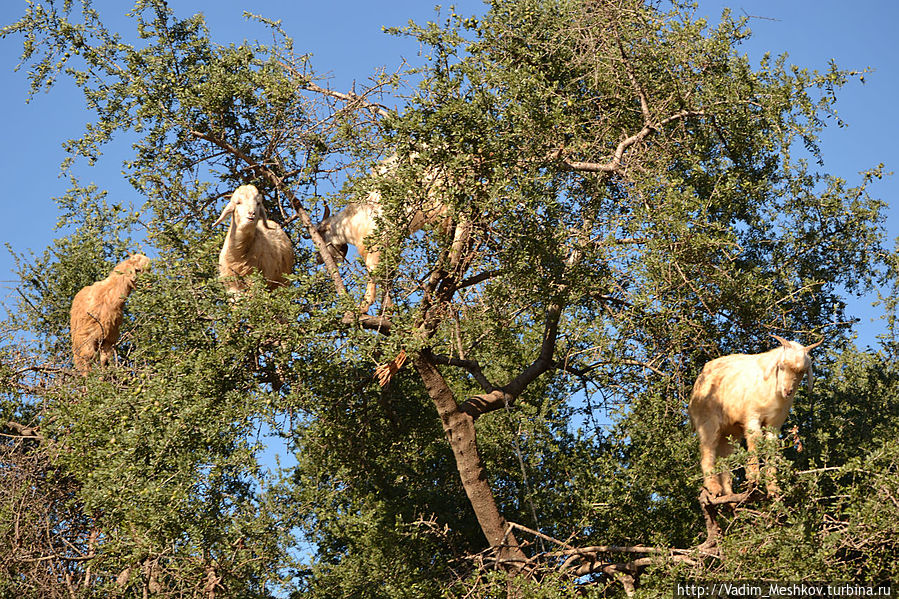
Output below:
[0,0,895,597]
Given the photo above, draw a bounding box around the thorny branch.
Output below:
[300,80,392,119]
[277,57,395,120]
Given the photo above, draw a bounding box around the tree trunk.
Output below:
[413,350,528,566]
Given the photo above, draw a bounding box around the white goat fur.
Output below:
[213,184,294,294]
[70,253,151,374]
[688,335,822,496]
[315,155,462,311]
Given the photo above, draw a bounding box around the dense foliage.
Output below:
[1,1,896,597]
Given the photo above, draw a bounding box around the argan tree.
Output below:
[1,0,896,597]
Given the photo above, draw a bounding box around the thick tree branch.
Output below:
[457,213,592,418]
[429,353,495,393]
[700,487,762,506]
[459,299,563,419]
[451,268,504,293]
[698,487,765,551]
[413,349,528,565]
[340,312,393,335]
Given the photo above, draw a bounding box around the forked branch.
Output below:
[556,108,705,174]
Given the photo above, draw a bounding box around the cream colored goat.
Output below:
[213,184,294,294]
[70,254,151,374]
[315,155,463,312]
[688,335,823,496]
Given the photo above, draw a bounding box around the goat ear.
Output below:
[258,202,271,229]
[765,355,780,381]
[212,201,234,227]
[806,364,814,394]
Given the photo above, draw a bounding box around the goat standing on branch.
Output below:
[688,335,823,496]
[213,184,295,294]
[314,154,466,313]
[70,254,151,374]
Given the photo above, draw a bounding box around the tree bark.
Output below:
[413,349,527,566]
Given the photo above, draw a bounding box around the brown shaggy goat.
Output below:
[69,254,150,374]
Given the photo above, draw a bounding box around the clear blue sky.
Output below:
[1,0,896,348]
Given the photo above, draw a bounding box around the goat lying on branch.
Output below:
[314,154,467,312]
[688,335,823,496]
[70,254,150,374]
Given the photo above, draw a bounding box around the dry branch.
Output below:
[5,421,42,439]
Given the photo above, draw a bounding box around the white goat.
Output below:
[70,253,151,374]
[213,184,294,294]
[314,155,462,312]
[688,335,823,496]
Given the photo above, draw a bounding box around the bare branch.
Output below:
[563,358,666,377]
[5,421,42,439]
[278,59,392,118]
[615,25,652,125]
[451,269,504,293]
[557,109,705,174]
[301,80,392,119]
[459,299,562,419]
[506,522,576,551]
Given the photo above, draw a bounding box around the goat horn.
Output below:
[322,205,330,220]
[771,334,791,348]
[804,339,824,352]
[211,201,234,227]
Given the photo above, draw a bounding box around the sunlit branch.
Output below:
[556,109,706,174]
